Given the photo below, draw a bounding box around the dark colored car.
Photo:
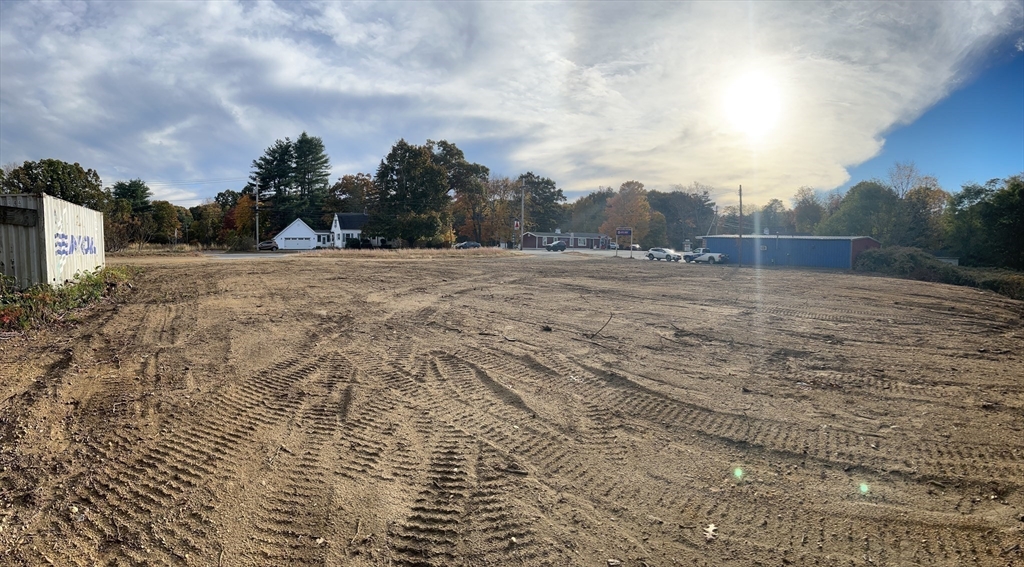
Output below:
[545,240,567,251]
[454,241,481,249]
[258,240,279,251]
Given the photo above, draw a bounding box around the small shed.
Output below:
[523,231,609,250]
[703,235,880,269]
[0,193,105,289]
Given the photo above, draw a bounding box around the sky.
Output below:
[1,1,1022,209]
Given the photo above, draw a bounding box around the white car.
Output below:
[647,248,682,262]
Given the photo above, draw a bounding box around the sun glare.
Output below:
[723,71,782,140]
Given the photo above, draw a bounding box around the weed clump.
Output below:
[0,266,139,331]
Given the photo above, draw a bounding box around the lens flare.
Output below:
[859,483,870,495]
[734,468,744,480]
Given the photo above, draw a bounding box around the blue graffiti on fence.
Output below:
[54,233,98,255]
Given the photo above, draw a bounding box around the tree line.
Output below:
[2,142,1020,269]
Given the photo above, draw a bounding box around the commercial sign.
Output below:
[615,227,632,236]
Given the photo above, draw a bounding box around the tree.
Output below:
[569,187,615,233]
[600,180,652,244]
[944,176,1023,268]
[519,172,565,232]
[325,173,373,214]
[642,210,667,248]
[215,189,241,211]
[479,176,520,246]
[888,161,923,199]
[365,139,451,246]
[816,181,899,243]
[430,140,489,243]
[791,187,824,233]
[189,202,224,246]
[293,132,331,198]
[981,175,1024,270]
[150,200,182,243]
[1,159,108,210]
[648,183,716,247]
[759,199,793,234]
[898,184,949,250]
[251,138,295,198]
[111,179,153,215]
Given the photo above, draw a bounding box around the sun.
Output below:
[723,71,782,140]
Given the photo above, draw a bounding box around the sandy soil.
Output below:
[1,252,1022,566]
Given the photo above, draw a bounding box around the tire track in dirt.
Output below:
[21,355,316,565]
[451,342,1018,563]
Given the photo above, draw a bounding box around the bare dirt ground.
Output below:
[1,252,1022,566]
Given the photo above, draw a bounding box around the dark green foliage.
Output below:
[215,189,241,211]
[647,188,715,248]
[111,179,153,214]
[293,132,332,198]
[1,159,108,211]
[251,138,296,197]
[365,139,451,246]
[942,176,1023,269]
[641,210,667,249]
[854,247,1024,300]
[519,172,565,232]
[569,187,615,232]
[817,181,898,242]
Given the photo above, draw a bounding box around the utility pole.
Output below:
[520,179,526,250]
[254,182,260,245]
[738,185,743,267]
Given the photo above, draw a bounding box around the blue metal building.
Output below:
[703,235,880,269]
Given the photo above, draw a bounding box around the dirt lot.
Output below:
[1,251,1022,566]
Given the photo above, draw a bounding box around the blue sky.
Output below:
[841,46,1024,195]
[1,1,1022,208]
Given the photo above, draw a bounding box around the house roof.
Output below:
[332,213,370,230]
[524,231,607,238]
[275,218,317,238]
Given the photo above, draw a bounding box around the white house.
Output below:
[272,213,397,250]
[273,218,323,250]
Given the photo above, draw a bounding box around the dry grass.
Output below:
[299,247,519,259]
[109,243,211,256]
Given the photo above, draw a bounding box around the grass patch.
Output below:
[854,247,1024,300]
[0,266,140,331]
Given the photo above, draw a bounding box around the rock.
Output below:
[607,560,622,566]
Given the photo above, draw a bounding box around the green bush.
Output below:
[0,266,138,331]
[854,247,1024,300]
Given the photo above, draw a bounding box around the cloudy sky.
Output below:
[1,1,1022,208]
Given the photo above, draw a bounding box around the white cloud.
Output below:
[1,0,1021,208]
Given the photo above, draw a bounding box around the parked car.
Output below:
[689,251,729,264]
[647,248,682,261]
[454,241,481,249]
[630,244,641,250]
[682,247,710,262]
[258,240,278,251]
[608,242,619,250]
[545,240,567,252]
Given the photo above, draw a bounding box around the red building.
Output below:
[522,231,610,249]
